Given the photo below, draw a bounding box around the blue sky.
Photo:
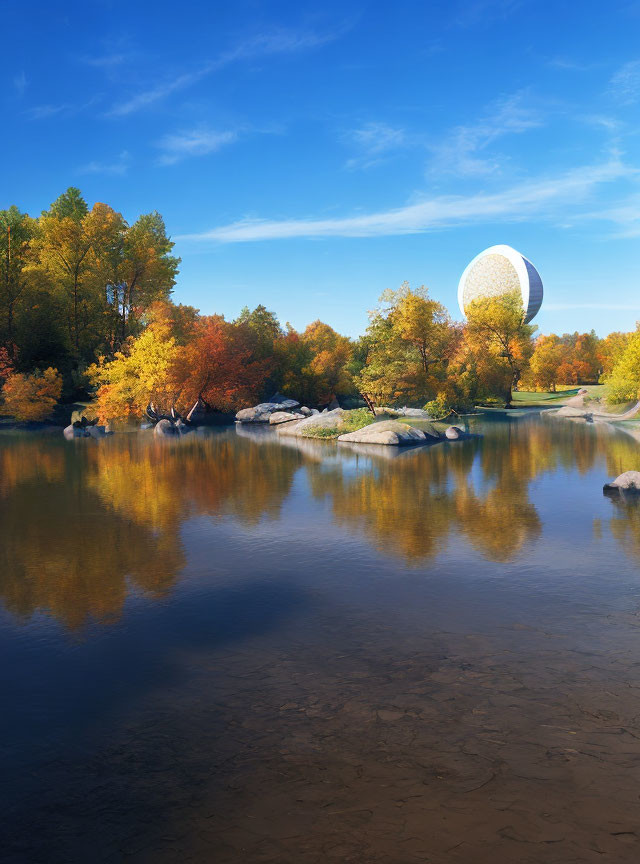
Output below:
[4,0,640,337]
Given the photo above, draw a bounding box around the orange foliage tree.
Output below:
[172,316,271,412]
[1,367,62,421]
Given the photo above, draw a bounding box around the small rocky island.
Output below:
[234,395,469,447]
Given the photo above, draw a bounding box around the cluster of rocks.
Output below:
[234,395,472,447]
[235,393,320,425]
[374,406,435,419]
[63,417,112,440]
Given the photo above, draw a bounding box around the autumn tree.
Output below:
[89,315,181,422]
[526,334,564,391]
[354,284,460,410]
[107,212,180,346]
[598,331,630,377]
[1,367,62,421]
[301,320,353,403]
[0,207,35,357]
[464,290,535,405]
[388,283,460,375]
[30,190,106,357]
[171,316,270,411]
[604,330,640,403]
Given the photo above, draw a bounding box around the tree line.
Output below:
[1,188,640,422]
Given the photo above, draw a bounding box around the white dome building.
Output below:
[457,244,543,324]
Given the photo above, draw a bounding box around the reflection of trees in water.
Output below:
[3,418,640,628]
[307,437,542,564]
[87,432,302,529]
[307,417,633,564]
[607,497,640,562]
[0,432,302,630]
[0,441,182,630]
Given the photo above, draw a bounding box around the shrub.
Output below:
[423,392,453,418]
[1,367,63,421]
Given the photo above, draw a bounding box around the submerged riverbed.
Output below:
[2,413,640,863]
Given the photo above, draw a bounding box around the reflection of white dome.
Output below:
[457,244,543,324]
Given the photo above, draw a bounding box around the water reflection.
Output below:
[2,415,640,629]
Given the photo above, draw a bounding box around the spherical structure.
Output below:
[457,244,543,324]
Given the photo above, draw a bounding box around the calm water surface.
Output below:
[2,414,640,863]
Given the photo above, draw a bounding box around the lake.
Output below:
[2,413,640,863]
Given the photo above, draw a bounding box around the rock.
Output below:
[603,471,640,492]
[154,418,178,437]
[269,411,306,424]
[398,407,434,418]
[277,408,346,437]
[235,400,300,423]
[326,397,341,411]
[298,406,312,416]
[555,406,592,419]
[445,425,462,440]
[86,425,107,439]
[578,388,588,395]
[63,424,90,440]
[338,419,435,446]
[174,418,191,434]
[310,408,320,415]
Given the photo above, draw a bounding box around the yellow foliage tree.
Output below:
[1,367,62,421]
[89,317,180,422]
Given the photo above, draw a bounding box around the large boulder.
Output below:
[445,425,462,440]
[269,411,306,425]
[236,400,300,423]
[604,471,640,493]
[277,408,346,437]
[338,419,435,446]
[154,418,178,437]
[555,406,592,419]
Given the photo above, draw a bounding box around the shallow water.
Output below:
[2,414,640,863]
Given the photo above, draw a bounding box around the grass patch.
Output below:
[301,407,376,439]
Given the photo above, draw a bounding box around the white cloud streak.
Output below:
[78,150,130,175]
[545,303,640,311]
[108,26,348,117]
[157,128,237,165]
[177,158,634,244]
[345,122,406,170]
[428,91,543,177]
[610,59,640,104]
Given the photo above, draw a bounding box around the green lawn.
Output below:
[512,384,608,407]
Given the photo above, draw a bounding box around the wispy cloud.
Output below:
[546,57,596,72]
[177,157,633,244]
[545,302,640,311]
[78,150,130,175]
[583,194,640,237]
[450,0,524,29]
[427,91,543,177]
[13,72,27,98]
[610,59,640,104]
[345,122,406,170]
[157,128,237,165]
[27,103,71,119]
[108,25,350,117]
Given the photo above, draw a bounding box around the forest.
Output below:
[1,188,639,423]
